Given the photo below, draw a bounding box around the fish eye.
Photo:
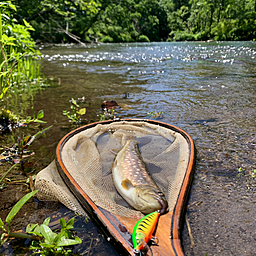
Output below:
[158,192,164,196]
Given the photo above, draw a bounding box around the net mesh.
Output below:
[35,121,190,218]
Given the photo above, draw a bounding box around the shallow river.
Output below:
[4,42,256,256]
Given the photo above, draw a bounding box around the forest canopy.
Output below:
[10,0,256,43]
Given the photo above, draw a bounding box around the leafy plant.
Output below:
[19,125,52,151]
[14,125,52,170]
[0,163,19,189]
[237,167,245,177]
[249,169,256,178]
[0,107,47,135]
[148,111,164,118]
[0,125,52,182]
[0,2,44,105]
[0,190,38,246]
[27,217,82,255]
[0,190,82,255]
[63,98,86,124]
[0,108,19,122]
[99,108,115,121]
[24,108,47,124]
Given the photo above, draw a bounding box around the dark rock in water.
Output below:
[0,117,13,133]
[0,118,24,134]
[122,92,129,99]
[192,118,218,125]
[101,100,120,110]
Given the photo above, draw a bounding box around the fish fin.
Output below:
[109,148,119,155]
[136,136,152,147]
[121,179,134,190]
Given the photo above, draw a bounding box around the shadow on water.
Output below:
[1,41,256,255]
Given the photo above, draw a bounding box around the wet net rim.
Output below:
[55,118,195,256]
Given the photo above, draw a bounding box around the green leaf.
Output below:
[0,163,18,184]
[43,217,51,226]
[66,224,74,230]
[0,235,8,246]
[53,229,66,244]
[30,240,40,248]
[40,224,55,243]
[6,190,38,225]
[34,119,47,123]
[39,242,55,248]
[28,225,42,237]
[36,109,44,119]
[1,233,5,241]
[27,27,35,31]
[32,106,36,119]
[60,218,66,229]
[32,125,52,139]
[23,19,29,27]
[26,116,32,122]
[26,223,38,233]
[71,98,79,107]
[56,236,82,247]
[76,108,86,116]
[9,4,17,11]
[0,218,5,230]
[66,217,74,227]
[3,87,8,94]
[59,229,71,239]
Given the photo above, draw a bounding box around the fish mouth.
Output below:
[156,197,165,214]
[155,192,167,214]
[147,191,167,213]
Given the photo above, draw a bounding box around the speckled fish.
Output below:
[112,139,168,214]
[132,211,160,255]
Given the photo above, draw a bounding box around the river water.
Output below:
[3,42,256,255]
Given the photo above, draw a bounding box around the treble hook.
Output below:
[133,244,153,256]
[150,236,159,246]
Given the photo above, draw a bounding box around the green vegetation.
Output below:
[63,98,86,124]
[0,190,38,245]
[148,111,164,118]
[0,163,19,189]
[27,216,81,255]
[0,2,50,161]
[0,1,49,135]
[0,190,82,255]
[0,1,42,102]
[237,167,245,177]
[250,169,256,178]
[0,124,52,190]
[98,108,115,121]
[9,0,256,43]
[237,167,256,178]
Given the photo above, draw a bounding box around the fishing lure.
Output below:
[132,211,160,256]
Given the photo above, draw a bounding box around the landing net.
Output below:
[35,120,190,218]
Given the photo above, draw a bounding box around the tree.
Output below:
[10,0,256,43]
[13,0,99,44]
